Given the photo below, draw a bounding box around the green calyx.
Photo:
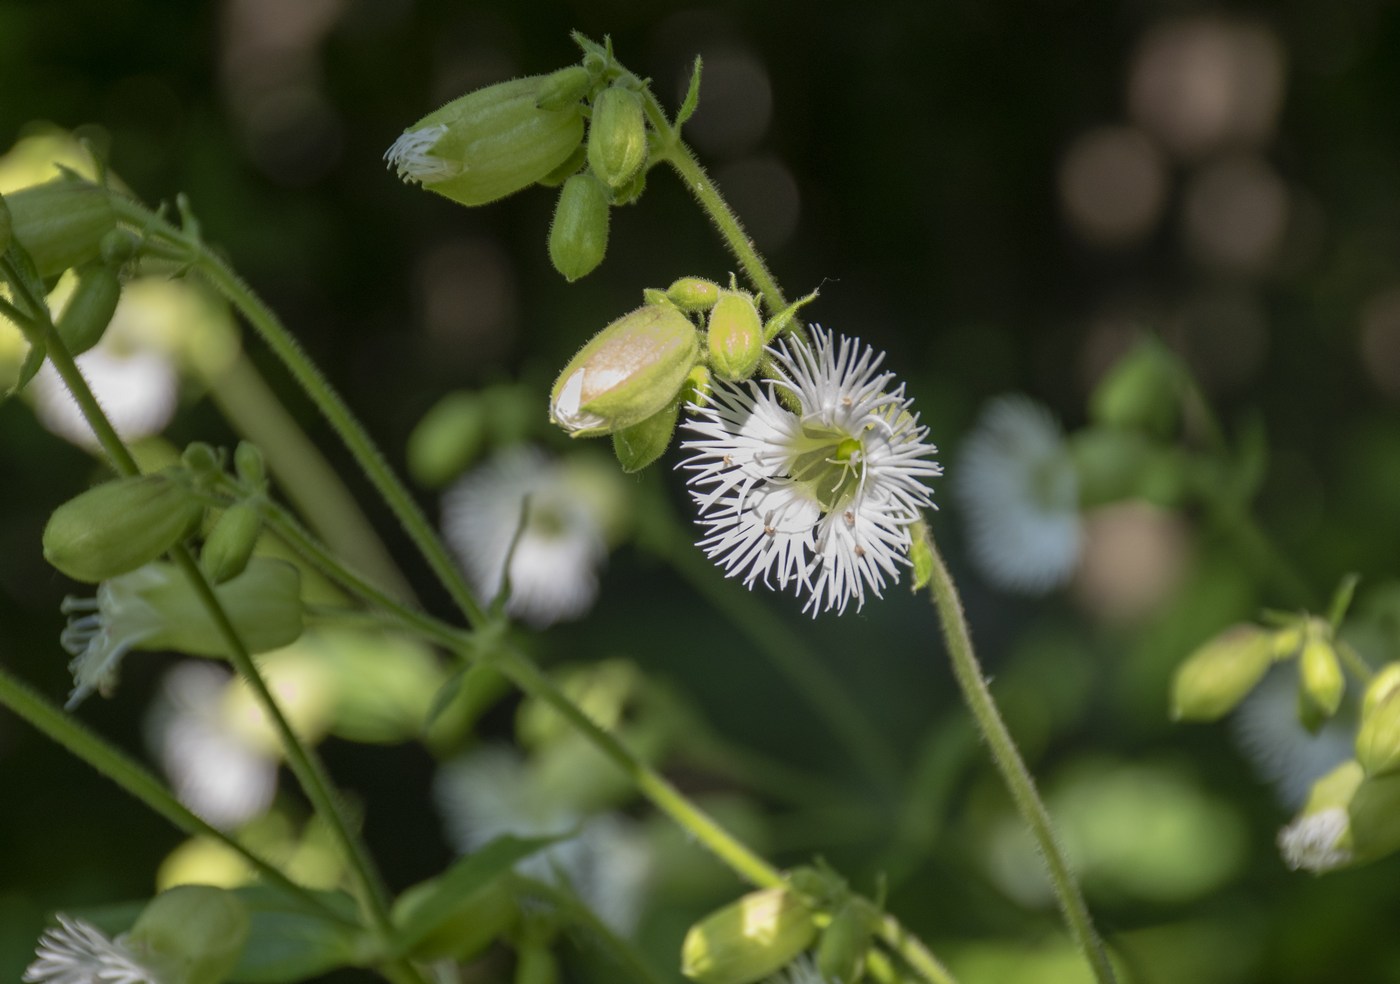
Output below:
[4,179,117,280]
[548,171,610,281]
[587,85,648,189]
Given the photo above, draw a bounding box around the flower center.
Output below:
[787,422,866,514]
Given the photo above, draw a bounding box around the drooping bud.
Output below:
[385,76,585,207]
[43,472,204,583]
[60,558,304,708]
[667,277,722,312]
[706,290,764,381]
[1088,338,1182,438]
[817,900,877,984]
[548,172,610,282]
[126,884,249,984]
[1170,624,1276,721]
[535,65,593,111]
[587,86,648,189]
[234,441,267,490]
[550,303,700,437]
[1278,759,1361,872]
[681,886,817,984]
[1297,623,1344,732]
[1357,663,1400,777]
[4,180,117,279]
[200,502,262,584]
[55,259,121,356]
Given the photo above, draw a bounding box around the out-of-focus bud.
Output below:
[43,472,204,583]
[1278,759,1361,872]
[200,502,262,584]
[548,172,610,282]
[1357,663,1400,777]
[550,304,699,437]
[60,558,304,708]
[126,884,249,984]
[234,441,267,490]
[407,391,487,488]
[181,442,222,479]
[681,886,817,984]
[612,398,680,473]
[706,290,765,381]
[4,180,116,279]
[817,899,876,984]
[385,76,585,207]
[1067,427,1155,507]
[1347,770,1400,865]
[392,871,517,961]
[56,259,121,356]
[1088,338,1181,438]
[1298,622,1344,732]
[99,227,138,267]
[667,277,721,312]
[536,65,593,111]
[587,86,648,189]
[1170,624,1276,721]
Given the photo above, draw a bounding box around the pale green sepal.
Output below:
[43,471,204,583]
[1170,624,1275,721]
[612,397,680,473]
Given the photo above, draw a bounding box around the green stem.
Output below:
[514,876,671,984]
[1336,639,1375,687]
[36,312,415,977]
[202,350,417,606]
[109,195,487,631]
[0,664,346,923]
[922,530,1116,984]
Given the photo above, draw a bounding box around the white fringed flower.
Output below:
[434,746,650,934]
[953,395,1081,594]
[1278,807,1352,873]
[60,566,172,709]
[24,915,161,984]
[144,662,277,830]
[680,327,940,615]
[383,125,463,185]
[442,448,609,628]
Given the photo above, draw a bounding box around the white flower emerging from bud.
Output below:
[1278,807,1352,873]
[384,125,463,185]
[953,395,1081,593]
[680,327,940,615]
[23,914,161,984]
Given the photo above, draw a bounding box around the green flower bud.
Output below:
[536,65,593,111]
[60,558,304,708]
[1357,663,1400,777]
[126,885,249,984]
[56,259,121,357]
[234,441,267,489]
[4,180,117,279]
[612,397,680,473]
[1278,759,1361,872]
[548,172,610,282]
[681,887,817,984]
[667,277,722,312]
[587,86,648,189]
[392,871,517,961]
[1088,338,1181,438]
[817,900,876,984]
[550,303,700,437]
[407,390,487,488]
[182,442,223,481]
[43,472,204,583]
[386,76,585,207]
[707,290,765,381]
[1170,624,1276,721]
[1298,625,1344,731]
[1348,770,1400,865]
[99,227,138,266]
[201,502,262,584]
[684,364,713,409]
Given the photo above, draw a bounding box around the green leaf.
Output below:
[392,834,559,955]
[676,57,703,128]
[227,886,362,984]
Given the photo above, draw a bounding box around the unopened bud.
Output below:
[56,259,121,356]
[613,398,680,474]
[548,172,610,282]
[1348,770,1400,865]
[536,65,593,111]
[707,290,764,381]
[182,442,222,478]
[817,900,876,984]
[233,441,267,489]
[587,86,648,189]
[550,304,699,437]
[385,76,585,207]
[201,502,262,584]
[1298,625,1344,732]
[1170,624,1276,721]
[4,180,117,279]
[681,886,817,984]
[43,472,204,583]
[667,277,721,312]
[1089,338,1181,438]
[1357,663,1400,777]
[99,227,138,266]
[127,885,249,984]
[407,391,487,488]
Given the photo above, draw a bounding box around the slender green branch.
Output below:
[0,664,346,923]
[922,529,1116,984]
[108,195,487,630]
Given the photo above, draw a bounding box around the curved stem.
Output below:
[922,529,1116,984]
